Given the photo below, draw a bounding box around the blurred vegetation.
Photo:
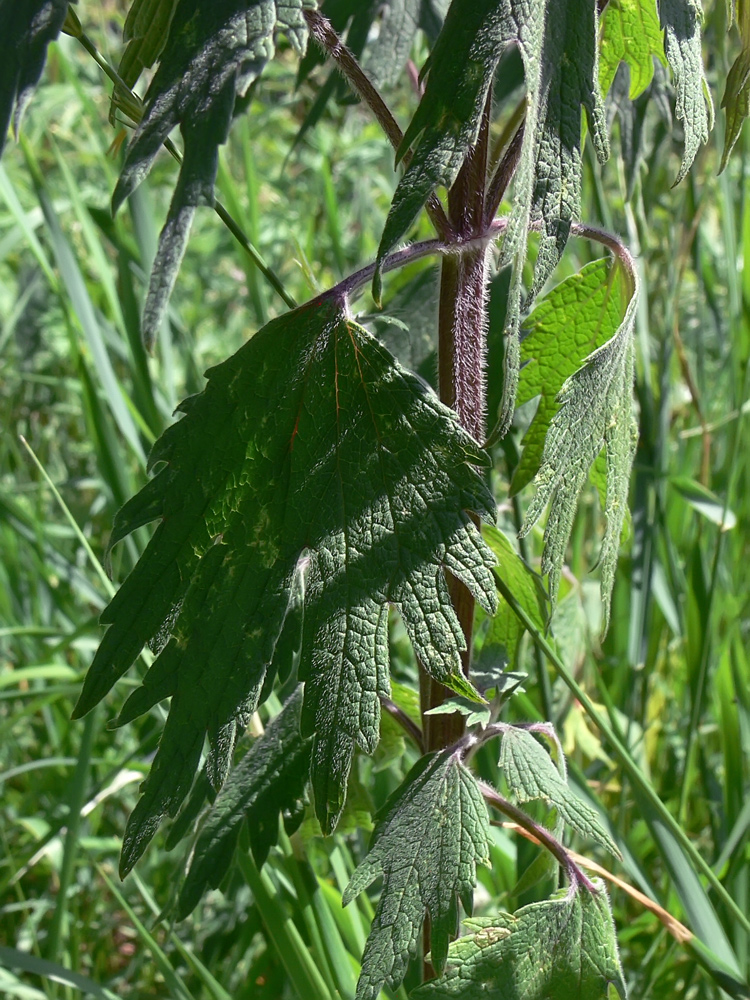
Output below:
[1,2,749,998]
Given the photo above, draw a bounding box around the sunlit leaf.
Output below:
[599,0,666,99]
[518,257,638,626]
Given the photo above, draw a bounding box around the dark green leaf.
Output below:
[0,0,70,159]
[343,750,490,999]
[74,296,497,871]
[373,1,610,429]
[411,882,628,999]
[112,0,314,346]
[375,0,514,296]
[177,687,312,918]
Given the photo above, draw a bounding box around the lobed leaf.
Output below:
[112,0,315,347]
[599,0,667,99]
[411,882,628,999]
[343,750,490,999]
[74,295,497,872]
[177,687,312,918]
[518,257,639,628]
[0,0,70,159]
[659,0,713,184]
[497,725,620,858]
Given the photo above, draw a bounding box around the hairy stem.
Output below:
[423,94,492,759]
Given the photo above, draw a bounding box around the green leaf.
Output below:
[478,525,548,675]
[112,0,314,346]
[177,688,311,918]
[343,750,491,999]
[74,295,497,871]
[117,0,179,91]
[670,476,737,530]
[363,0,421,89]
[425,696,492,728]
[0,0,70,159]
[599,0,666,99]
[518,258,639,627]
[411,882,628,999]
[497,725,620,858]
[499,0,609,431]
[659,0,713,184]
[511,259,628,497]
[720,0,750,173]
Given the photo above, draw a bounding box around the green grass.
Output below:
[1,6,749,1000]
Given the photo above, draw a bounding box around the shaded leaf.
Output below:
[177,688,312,918]
[411,882,627,999]
[478,525,547,675]
[518,258,639,627]
[0,0,70,158]
[112,0,314,346]
[599,0,666,99]
[343,750,490,999]
[497,725,620,858]
[74,295,497,872]
[720,0,750,172]
[659,0,713,184]
[373,1,611,427]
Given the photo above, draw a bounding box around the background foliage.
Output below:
[1,1,750,998]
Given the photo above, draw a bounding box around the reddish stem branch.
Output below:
[303,9,452,240]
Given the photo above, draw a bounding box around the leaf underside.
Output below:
[178,687,312,918]
[112,0,314,346]
[411,883,628,1000]
[0,0,70,159]
[343,750,491,1000]
[659,0,713,184]
[74,295,497,873]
